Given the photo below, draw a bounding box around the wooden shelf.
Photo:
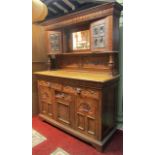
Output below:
[48,51,119,56]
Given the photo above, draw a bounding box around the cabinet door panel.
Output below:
[90,17,112,52]
[75,97,98,138]
[77,113,85,131]
[57,101,71,125]
[42,102,48,114]
[38,81,54,118]
[47,103,53,117]
[46,31,62,54]
[87,116,95,136]
[55,93,74,127]
[39,86,52,104]
[41,102,53,117]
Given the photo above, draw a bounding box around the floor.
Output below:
[32,116,123,155]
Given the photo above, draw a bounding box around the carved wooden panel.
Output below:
[56,53,112,72]
[63,85,76,95]
[38,80,51,87]
[58,55,81,69]
[87,116,96,135]
[47,103,53,117]
[57,101,70,124]
[41,102,53,118]
[55,92,72,102]
[77,113,85,131]
[81,89,100,99]
[42,102,48,115]
[55,92,73,127]
[51,82,62,91]
[82,55,109,71]
[77,98,96,117]
[43,3,122,30]
[38,80,54,118]
[46,31,62,54]
[39,85,52,104]
[75,97,98,138]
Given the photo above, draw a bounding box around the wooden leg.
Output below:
[92,128,117,152]
[92,144,103,152]
[38,115,45,121]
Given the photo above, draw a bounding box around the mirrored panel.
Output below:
[72,30,90,50]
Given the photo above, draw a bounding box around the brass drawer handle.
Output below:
[76,88,82,94]
[56,93,65,98]
[64,86,71,89]
[90,90,95,94]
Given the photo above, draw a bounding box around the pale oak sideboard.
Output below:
[34,2,122,151]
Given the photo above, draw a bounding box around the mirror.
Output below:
[72,30,90,50]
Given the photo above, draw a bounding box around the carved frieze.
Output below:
[38,80,51,87]
[81,89,100,99]
[44,8,113,30]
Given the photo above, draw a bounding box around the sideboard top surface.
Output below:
[34,69,119,83]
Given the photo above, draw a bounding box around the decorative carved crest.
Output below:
[79,102,91,113]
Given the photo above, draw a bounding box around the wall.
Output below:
[32,24,47,115]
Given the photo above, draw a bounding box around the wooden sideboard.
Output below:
[34,2,122,151]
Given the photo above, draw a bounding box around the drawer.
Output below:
[63,85,76,95]
[51,82,62,91]
[81,89,100,99]
[38,80,50,87]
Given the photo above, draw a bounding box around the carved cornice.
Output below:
[41,2,123,30]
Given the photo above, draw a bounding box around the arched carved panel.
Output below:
[55,93,74,127]
[38,80,54,118]
[39,85,52,104]
[77,98,97,117]
[75,97,98,138]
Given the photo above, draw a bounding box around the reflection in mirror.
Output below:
[72,30,90,50]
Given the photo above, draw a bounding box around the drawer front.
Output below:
[63,85,76,95]
[81,89,100,99]
[38,80,51,87]
[51,82,62,91]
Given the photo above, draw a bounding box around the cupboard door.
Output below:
[90,16,113,52]
[38,81,54,118]
[46,31,62,54]
[39,85,52,104]
[75,97,98,138]
[55,92,74,127]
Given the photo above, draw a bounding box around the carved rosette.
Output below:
[78,102,95,116]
